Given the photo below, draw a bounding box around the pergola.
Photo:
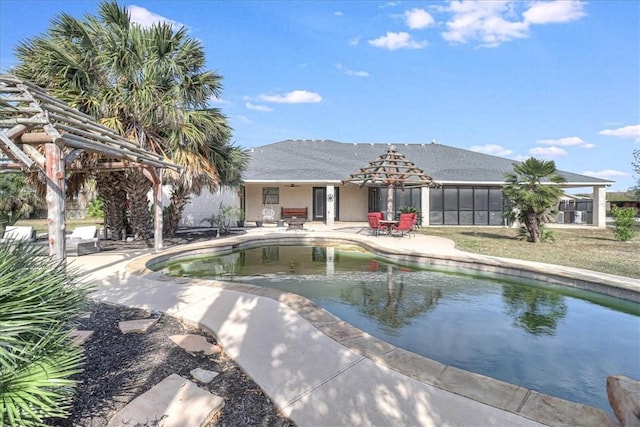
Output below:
[342,145,438,220]
[0,74,180,260]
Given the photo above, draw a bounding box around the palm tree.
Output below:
[0,173,44,235]
[502,157,566,243]
[13,1,247,238]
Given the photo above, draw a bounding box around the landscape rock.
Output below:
[170,334,222,355]
[118,317,159,334]
[608,375,640,427]
[69,329,94,346]
[190,367,219,384]
[106,374,224,427]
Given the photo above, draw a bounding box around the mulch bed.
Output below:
[50,230,295,426]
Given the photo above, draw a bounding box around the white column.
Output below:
[326,185,335,226]
[592,186,607,228]
[421,187,430,226]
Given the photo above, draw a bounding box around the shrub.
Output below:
[399,206,421,227]
[86,197,104,219]
[0,241,90,426]
[611,206,638,242]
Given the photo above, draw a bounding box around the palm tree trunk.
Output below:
[164,181,190,237]
[526,213,541,243]
[97,172,127,240]
[122,168,152,240]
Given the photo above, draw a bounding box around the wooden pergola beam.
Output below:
[1,74,180,260]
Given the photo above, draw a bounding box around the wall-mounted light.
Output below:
[328,194,334,202]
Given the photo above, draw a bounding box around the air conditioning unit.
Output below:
[574,211,586,224]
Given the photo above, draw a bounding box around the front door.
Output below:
[313,187,340,221]
[313,187,325,220]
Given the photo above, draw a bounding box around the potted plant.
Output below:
[233,207,245,227]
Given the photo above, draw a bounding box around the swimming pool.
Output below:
[156,244,640,412]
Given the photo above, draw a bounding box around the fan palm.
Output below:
[502,157,566,243]
[0,173,45,235]
[13,1,247,238]
[0,241,89,426]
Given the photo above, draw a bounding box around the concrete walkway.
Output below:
[72,222,635,426]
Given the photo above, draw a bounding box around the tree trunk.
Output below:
[526,212,541,243]
[164,180,190,237]
[122,168,152,240]
[97,171,127,240]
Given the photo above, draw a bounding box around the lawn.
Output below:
[421,226,640,279]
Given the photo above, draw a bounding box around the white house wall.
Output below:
[339,186,368,221]
[157,186,239,227]
[245,184,312,222]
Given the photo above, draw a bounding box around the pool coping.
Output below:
[127,231,637,426]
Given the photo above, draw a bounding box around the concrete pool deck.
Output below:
[73,222,638,426]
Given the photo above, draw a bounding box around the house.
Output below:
[237,139,613,228]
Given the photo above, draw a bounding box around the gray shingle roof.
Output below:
[243,139,613,186]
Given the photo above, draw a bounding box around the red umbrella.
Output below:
[342,145,437,220]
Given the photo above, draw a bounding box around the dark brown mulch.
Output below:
[51,229,295,427]
[50,301,295,427]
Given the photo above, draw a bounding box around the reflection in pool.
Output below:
[157,244,640,412]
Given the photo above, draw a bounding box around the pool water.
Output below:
[158,244,640,412]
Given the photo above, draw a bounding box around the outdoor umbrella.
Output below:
[342,145,437,220]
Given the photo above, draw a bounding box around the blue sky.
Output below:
[1,0,638,191]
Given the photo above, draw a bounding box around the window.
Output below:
[263,187,279,205]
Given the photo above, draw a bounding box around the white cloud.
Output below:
[127,5,181,29]
[258,90,322,104]
[208,96,231,106]
[529,146,568,158]
[441,0,586,47]
[349,36,361,46]
[599,124,640,142]
[334,11,343,17]
[233,115,252,124]
[581,170,629,179]
[369,32,428,50]
[469,144,513,156]
[537,136,595,148]
[405,8,435,30]
[523,0,586,25]
[245,102,273,112]
[336,63,370,77]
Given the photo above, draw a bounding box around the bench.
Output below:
[281,207,308,219]
[281,207,308,230]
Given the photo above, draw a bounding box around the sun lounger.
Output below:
[0,225,36,243]
[66,225,100,256]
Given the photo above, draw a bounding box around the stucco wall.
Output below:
[245,185,312,222]
[338,186,368,221]
[159,186,238,227]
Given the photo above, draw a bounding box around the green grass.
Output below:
[420,226,640,279]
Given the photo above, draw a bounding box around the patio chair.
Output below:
[367,212,387,236]
[0,226,36,243]
[261,207,275,223]
[391,213,416,238]
[66,225,100,256]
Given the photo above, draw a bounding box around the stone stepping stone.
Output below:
[107,373,224,427]
[190,367,219,384]
[119,317,159,334]
[169,334,222,355]
[69,330,93,346]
